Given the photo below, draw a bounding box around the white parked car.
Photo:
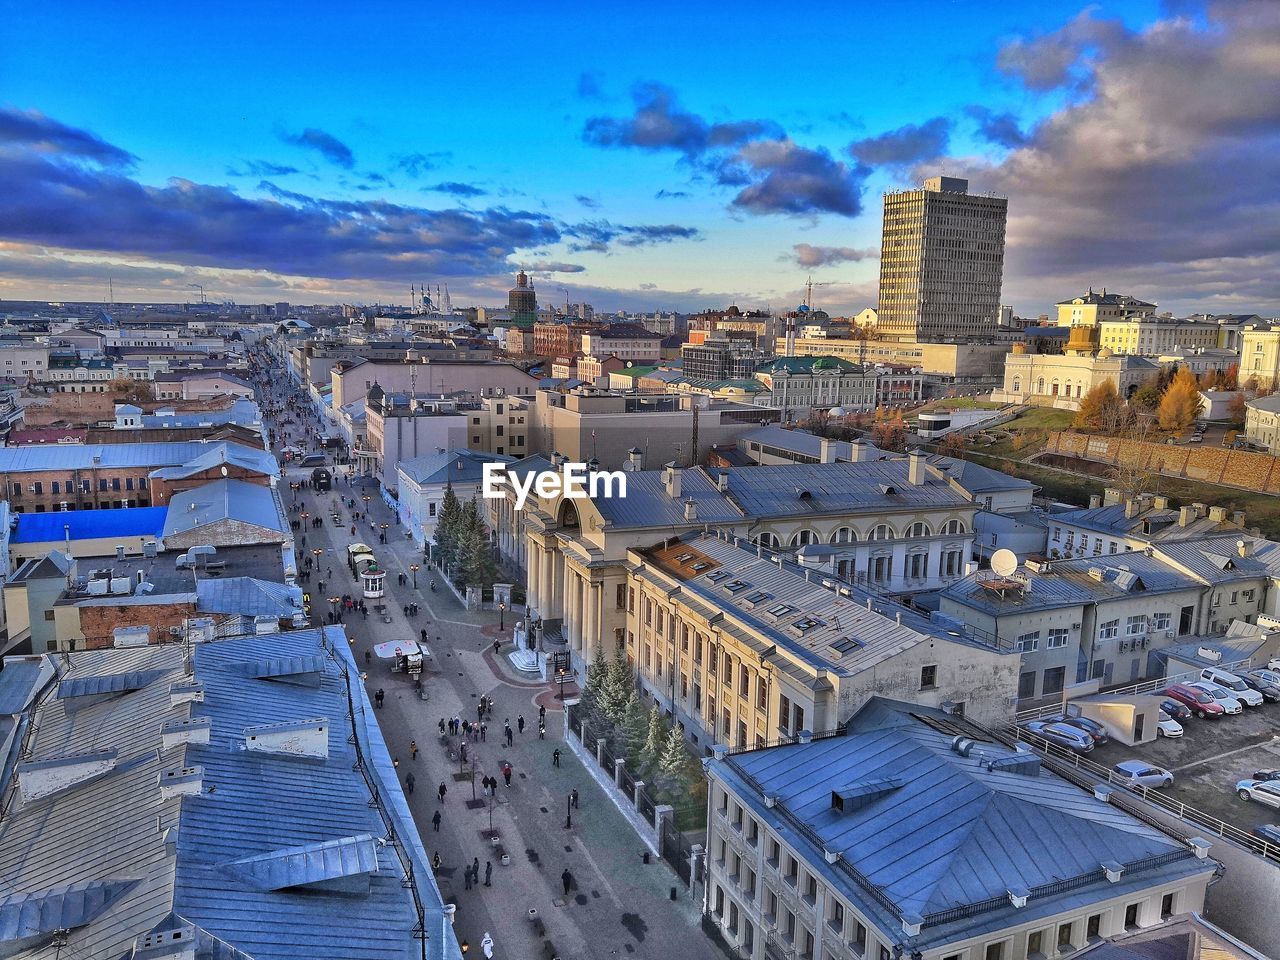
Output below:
[1238,779,1280,809]
[1269,657,1280,672]
[1156,713,1184,738]
[1200,667,1264,707]
[1114,761,1174,789]
[1189,681,1244,715]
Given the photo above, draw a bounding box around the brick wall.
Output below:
[150,467,273,505]
[1045,431,1280,494]
[78,600,197,648]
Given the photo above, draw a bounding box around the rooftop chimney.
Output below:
[1102,487,1124,506]
[161,717,212,751]
[132,925,197,960]
[1232,510,1246,528]
[1178,505,1195,527]
[663,462,681,499]
[819,438,836,464]
[1153,496,1170,510]
[623,447,644,473]
[716,472,729,492]
[1124,499,1143,519]
[850,438,870,463]
[158,766,204,802]
[1238,539,1251,558]
[244,718,330,760]
[908,448,927,486]
[1088,494,1102,509]
[683,498,697,522]
[1208,506,1228,523]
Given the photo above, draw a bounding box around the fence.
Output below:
[568,704,704,886]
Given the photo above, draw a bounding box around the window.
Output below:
[1161,892,1174,918]
[828,901,844,934]
[739,664,749,699]
[1244,588,1256,602]
[920,665,937,690]
[1057,922,1073,950]
[1016,631,1040,653]
[1152,612,1171,631]
[870,555,891,584]
[941,519,965,535]
[1043,666,1065,695]
[879,948,891,960]
[1052,526,1061,542]
[1086,914,1101,941]
[907,521,930,538]
[831,527,855,544]
[757,677,768,712]
[906,552,928,580]
[792,703,805,734]
[1027,931,1043,958]
[1099,619,1119,641]
[1126,615,1147,636]
[852,922,867,955]
[1124,903,1140,930]
[1047,628,1068,649]
[869,524,891,541]
[986,942,1007,960]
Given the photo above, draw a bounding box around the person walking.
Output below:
[538,720,545,740]
[539,704,546,723]
[561,868,573,896]
[553,748,561,768]
[502,763,512,787]
[438,718,446,735]
[432,852,441,872]
[472,857,480,881]
[484,860,492,886]
[480,722,487,742]
[405,773,415,794]
[431,810,441,832]
[517,715,525,735]
[464,866,472,891]
[375,688,385,709]
[410,739,419,760]
[437,781,447,803]
[571,788,579,809]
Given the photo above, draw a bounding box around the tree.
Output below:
[617,691,649,765]
[1132,373,1164,409]
[653,725,695,800]
[1227,392,1247,426]
[598,647,633,727]
[937,431,969,456]
[1158,368,1201,433]
[1223,363,1239,390]
[870,412,907,452]
[639,705,666,776]
[581,647,609,712]
[1073,381,1122,432]
[436,482,462,570]
[459,520,496,588]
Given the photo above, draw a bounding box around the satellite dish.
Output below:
[991,549,1019,578]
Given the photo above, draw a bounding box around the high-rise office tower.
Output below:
[876,176,1007,341]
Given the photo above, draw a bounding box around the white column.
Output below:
[526,546,541,614]
[583,580,598,658]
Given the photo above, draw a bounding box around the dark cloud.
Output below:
[280,128,356,169]
[654,189,688,200]
[964,107,1028,149]
[584,85,866,218]
[728,141,868,217]
[577,71,605,100]
[565,220,700,253]
[525,261,587,274]
[0,107,136,166]
[848,118,951,166]
[575,195,601,209]
[995,10,1133,91]
[583,83,780,159]
[789,244,876,268]
[424,182,487,197]
[964,0,1280,313]
[395,152,450,178]
[228,160,301,177]
[364,172,390,185]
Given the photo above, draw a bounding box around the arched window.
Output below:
[1037,378,1045,393]
[868,524,892,541]
[941,519,966,536]
[1012,378,1022,392]
[754,532,780,548]
[830,527,856,544]
[906,521,930,538]
[790,529,815,548]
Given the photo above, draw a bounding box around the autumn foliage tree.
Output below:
[870,410,907,452]
[1157,368,1202,433]
[1073,381,1124,432]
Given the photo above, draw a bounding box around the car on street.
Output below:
[1113,760,1174,789]
[1255,824,1280,846]
[299,453,327,467]
[1021,720,1095,754]
[1159,699,1191,721]
[1200,667,1265,707]
[1162,683,1226,718]
[1241,673,1280,702]
[1237,779,1280,809]
[1044,713,1110,745]
[1157,714,1184,738]
[1188,681,1244,715]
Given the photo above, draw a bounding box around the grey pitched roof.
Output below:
[721,460,969,518]
[0,629,460,960]
[150,444,279,481]
[590,467,746,527]
[196,578,304,618]
[0,441,268,473]
[398,449,514,486]
[711,699,1210,950]
[1246,393,1280,414]
[161,479,286,538]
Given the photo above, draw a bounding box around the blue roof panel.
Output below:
[12,507,168,544]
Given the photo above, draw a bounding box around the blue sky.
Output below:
[2,0,1277,317]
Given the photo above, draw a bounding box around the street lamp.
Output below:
[565,791,572,829]
[498,600,506,631]
[362,494,371,513]
[409,563,419,589]
[379,521,388,544]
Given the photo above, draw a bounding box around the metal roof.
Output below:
[196,578,303,618]
[150,443,279,481]
[161,479,287,538]
[12,506,167,544]
[591,467,746,527]
[0,441,269,473]
[0,628,460,960]
[721,460,969,517]
[711,699,1210,950]
[398,449,515,486]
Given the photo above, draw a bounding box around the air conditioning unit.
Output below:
[1119,641,1128,653]
[1165,630,1174,638]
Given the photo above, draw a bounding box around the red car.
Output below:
[1163,683,1226,719]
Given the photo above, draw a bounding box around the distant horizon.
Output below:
[2,2,1278,317]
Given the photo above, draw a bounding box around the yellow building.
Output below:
[1055,290,1156,327]
[1097,317,1218,356]
[1241,324,1280,389]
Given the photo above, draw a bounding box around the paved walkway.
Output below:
[260,364,720,959]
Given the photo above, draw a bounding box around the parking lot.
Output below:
[1088,701,1280,833]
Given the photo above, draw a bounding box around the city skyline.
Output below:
[2,0,1277,317]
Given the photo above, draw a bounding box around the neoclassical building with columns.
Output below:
[487,451,979,678]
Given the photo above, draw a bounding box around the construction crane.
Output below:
[187,283,206,304]
[803,275,832,312]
